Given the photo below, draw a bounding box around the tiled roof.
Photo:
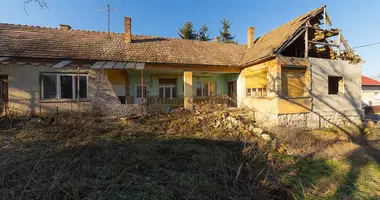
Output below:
[362,76,380,85]
[0,24,245,66]
[0,6,325,67]
[240,6,324,66]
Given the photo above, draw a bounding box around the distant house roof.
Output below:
[0,6,325,67]
[362,76,380,86]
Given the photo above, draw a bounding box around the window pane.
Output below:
[143,86,147,98]
[203,82,209,96]
[136,85,142,98]
[75,76,87,99]
[42,74,57,99]
[165,86,170,99]
[172,86,177,98]
[159,87,164,98]
[60,76,73,99]
[196,82,202,96]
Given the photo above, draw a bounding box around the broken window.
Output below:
[40,73,88,99]
[281,67,306,97]
[328,76,344,95]
[196,82,216,97]
[246,70,267,97]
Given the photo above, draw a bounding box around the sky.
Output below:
[0,0,379,77]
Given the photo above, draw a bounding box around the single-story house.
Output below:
[362,76,380,106]
[0,5,363,128]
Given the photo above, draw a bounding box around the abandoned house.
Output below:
[362,76,380,107]
[0,6,363,128]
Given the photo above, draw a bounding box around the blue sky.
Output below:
[1,0,379,77]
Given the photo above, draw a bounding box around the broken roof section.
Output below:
[241,6,325,66]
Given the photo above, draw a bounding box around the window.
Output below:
[328,76,344,95]
[375,92,380,100]
[40,74,88,99]
[158,79,177,99]
[246,70,267,97]
[196,82,215,97]
[282,67,306,97]
[159,84,177,99]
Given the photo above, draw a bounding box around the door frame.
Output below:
[228,81,237,107]
[134,84,148,104]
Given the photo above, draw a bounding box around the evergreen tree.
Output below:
[177,21,197,40]
[219,17,236,44]
[197,23,211,41]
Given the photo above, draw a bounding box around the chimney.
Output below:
[124,17,132,43]
[215,36,220,43]
[60,24,71,30]
[247,26,255,48]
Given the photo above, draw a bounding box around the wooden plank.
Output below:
[113,62,127,69]
[305,27,309,58]
[308,41,339,47]
[51,60,72,68]
[125,62,136,69]
[0,57,9,62]
[90,61,107,69]
[135,63,145,70]
[102,61,117,69]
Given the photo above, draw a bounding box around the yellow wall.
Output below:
[239,57,312,115]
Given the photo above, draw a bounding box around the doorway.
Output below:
[134,84,148,104]
[228,81,237,107]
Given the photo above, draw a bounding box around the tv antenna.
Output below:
[95,3,117,33]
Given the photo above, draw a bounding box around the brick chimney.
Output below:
[60,24,71,30]
[247,26,254,48]
[124,17,132,43]
[215,36,220,43]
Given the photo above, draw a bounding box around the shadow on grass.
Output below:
[0,128,337,200]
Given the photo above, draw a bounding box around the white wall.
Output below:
[362,85,380,106]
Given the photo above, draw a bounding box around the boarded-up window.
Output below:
[246,69,267,97]
[328,76,344,95]
[282,68,306,97]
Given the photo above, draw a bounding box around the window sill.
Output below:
[40,99,90,103]
[246,96,269,99]
[281,96,311,99]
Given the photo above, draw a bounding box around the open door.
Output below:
[0,75,8,115]
[228,81,237,107]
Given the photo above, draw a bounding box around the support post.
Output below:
[337,30,341,59]
[124,70,130,104]
[77,66,80,112]
[323,7,326,31]
[304,26,309,58]
[183,71,193,111]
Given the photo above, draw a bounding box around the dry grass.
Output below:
[0,111,289,200]
[1,108,380,200]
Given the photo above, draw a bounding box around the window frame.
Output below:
[40,73,89,100]
[159,84,177,99]
[375,92,380,100]
[328,76,344,95]
[246,87,267,97]
[196,81,214,97]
